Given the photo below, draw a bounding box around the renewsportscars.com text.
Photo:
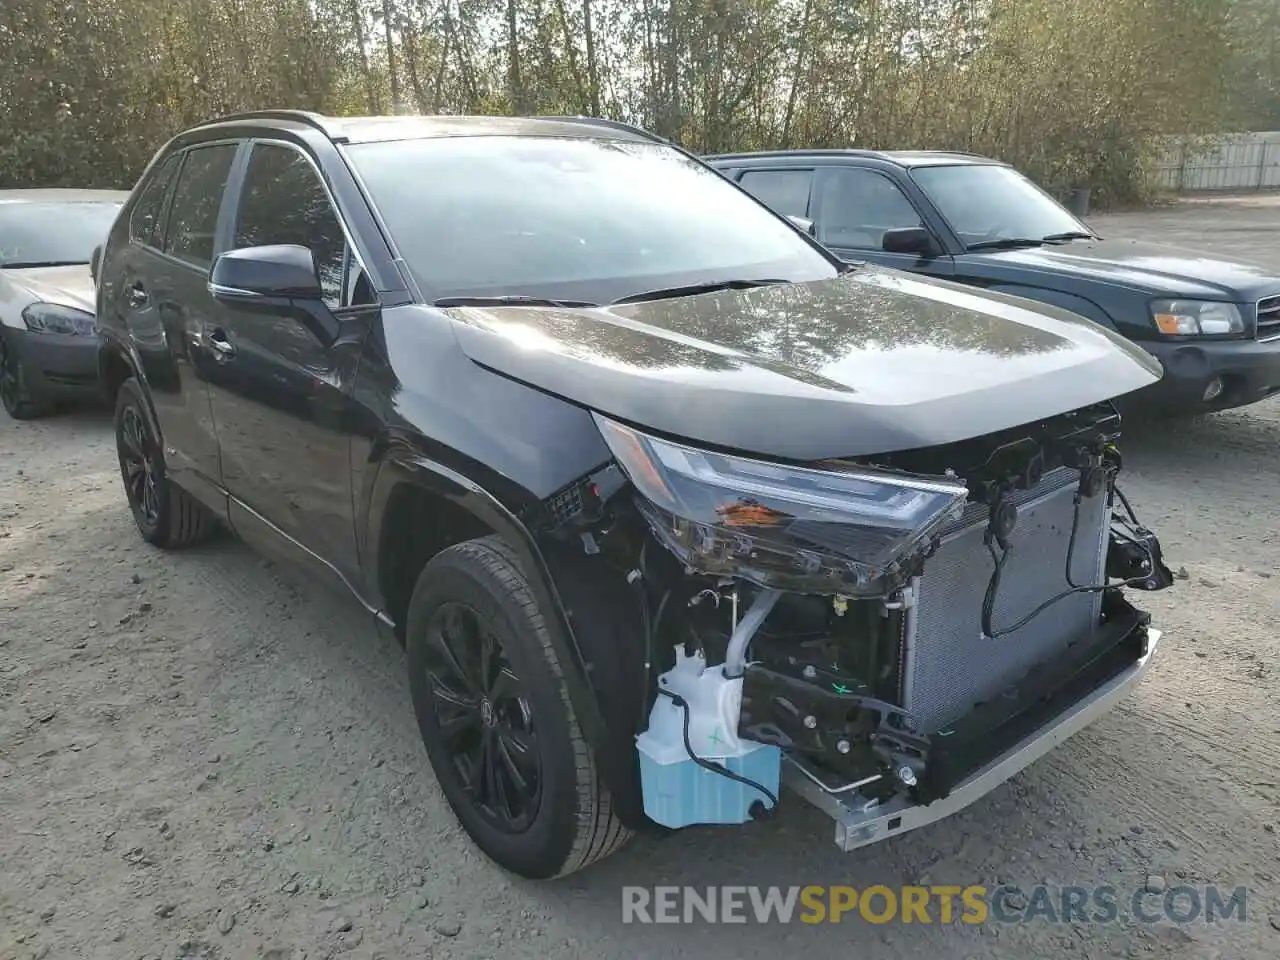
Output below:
[621,884,1249,926]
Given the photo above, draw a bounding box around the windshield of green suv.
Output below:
[910,164,1091,250]
[0,200,122,268]
[345,136,839,304]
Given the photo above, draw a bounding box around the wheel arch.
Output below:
[97,332,159,418]
[363,445,649,828]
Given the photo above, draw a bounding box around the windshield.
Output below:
[909,165,1089,249]
[345,136,838,303]
[0,201,122,267]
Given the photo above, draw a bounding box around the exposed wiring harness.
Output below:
[980,473,1158,640]
[656,687,779,812]
[631,541,671,730]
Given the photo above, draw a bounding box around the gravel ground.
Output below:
[3,196,1279,960]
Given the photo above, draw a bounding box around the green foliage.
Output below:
[0,0,1241,205]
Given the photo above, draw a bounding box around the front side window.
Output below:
[129,155,180,248]
[910,164,1087,248]
[738,169,814,219]
[233,143,356,308]
[815,168,923,250]
[0,200,122,267]
[164,144,239,267]
[345,136,837,304]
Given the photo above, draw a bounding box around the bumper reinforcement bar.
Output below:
[783,626,1161,852]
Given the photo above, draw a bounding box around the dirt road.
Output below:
[3,197,1279,959]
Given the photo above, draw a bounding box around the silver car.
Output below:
[0,188,127,419]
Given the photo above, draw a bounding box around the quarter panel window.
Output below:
[738,169,814,219]
[129,155,180,248]
[233,143,353,308]
[816,168,923,250]
[164,144,239,267]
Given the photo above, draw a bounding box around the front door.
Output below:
[811,166,956,279]
[203,140,378,589]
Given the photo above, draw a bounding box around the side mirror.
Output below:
[208,244,338,344]
[209,244,323,301]
[882,226,939,257]
[90,244,102,286]
[786,214,816,236]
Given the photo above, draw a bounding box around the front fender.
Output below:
[985,284,1119,332]
[362,449,648,828]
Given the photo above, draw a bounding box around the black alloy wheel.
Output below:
[406,536,631,878]
[112,376,215,548]
[117,402,161,531]
[422,600,541,833]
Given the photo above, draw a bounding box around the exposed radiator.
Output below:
[902,467,1109,733]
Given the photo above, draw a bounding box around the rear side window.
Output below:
[738,169,813,218]
[232,143,349,308]
[129,154,180,248]
[164,144,239,267]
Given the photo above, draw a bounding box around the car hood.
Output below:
[4,264,96,313]
[441,268,1162,461]
[976,238,1280,301]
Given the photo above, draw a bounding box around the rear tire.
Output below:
[114,377,215,548]
[406,535,631,878]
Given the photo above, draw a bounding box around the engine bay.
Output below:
[530,400,1174,832]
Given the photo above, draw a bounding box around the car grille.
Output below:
[1258,295,1280,341]
[902,467,1109,733]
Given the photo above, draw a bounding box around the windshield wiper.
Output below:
[431,295,600,308]
[1040,231,1095,242]
[964,238,1046,251]
[0,259,89,269]
[612,278,790,305]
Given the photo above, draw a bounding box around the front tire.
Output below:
[114,377,215,548]
[0,331,49,420]
[406,536,631,878]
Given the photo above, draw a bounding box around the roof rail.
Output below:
[197,109,334,135]
[528,115,668,145]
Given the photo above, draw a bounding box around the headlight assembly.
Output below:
[1150,299,1243,336]
[593,414,970,595]
[21,302,97,337]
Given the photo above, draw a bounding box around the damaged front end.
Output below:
[528,401,1173,849]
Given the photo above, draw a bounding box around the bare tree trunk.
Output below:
[347,0,378,112]
[442,0,478,110]
[382,0,401,110]
[399,0,429,110]
[663,0,682,140]
[430,0,452,111]
[583,0,601,115]
[505,0,524,113]
[780,0,812,147]
[552,0,588,111]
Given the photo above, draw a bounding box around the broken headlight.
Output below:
[22,302,97,337]
[594,415,970,596]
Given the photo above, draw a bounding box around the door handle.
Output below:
[125,283,149,308]
[208,329,236,359]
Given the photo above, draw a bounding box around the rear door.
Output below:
[119,141,242,509]
[202,139,377,588]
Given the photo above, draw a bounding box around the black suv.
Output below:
[707,150,1280,415]
[96,111,1171,879]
